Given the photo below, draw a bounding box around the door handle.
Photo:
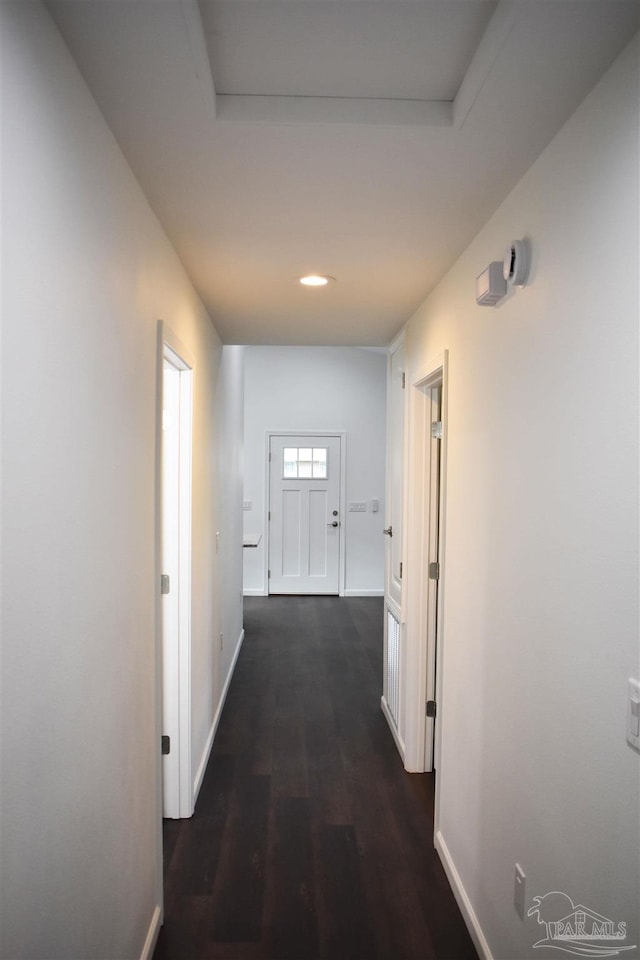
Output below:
[383,526,393,537]
[327,520,340,527]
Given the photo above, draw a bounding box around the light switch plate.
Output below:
[243,500,252,511]
[627,678,640,750]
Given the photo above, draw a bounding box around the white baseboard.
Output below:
[192,628,245,804]
[343,589,384,597]
[243,588,266,596]
[380,695,406,760]
[434,830,493,960]
[140,904,162,960]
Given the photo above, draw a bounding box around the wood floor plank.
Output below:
[163,754,235,901]
[315,823,377,960]
[209,773,270,943]
[154,596,478,960]
[263,796,318,960]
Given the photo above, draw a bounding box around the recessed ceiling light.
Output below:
[299,274,334,287]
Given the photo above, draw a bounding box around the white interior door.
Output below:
[385,342,405,608]
[161,341,193,819]
[268,435,341,594]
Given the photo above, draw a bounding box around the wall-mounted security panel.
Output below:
[348,501,367,512]
[476,261,507,306]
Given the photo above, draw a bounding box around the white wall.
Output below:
[0,3,243,958]
[243,346,386,596]
[404,36,639,959]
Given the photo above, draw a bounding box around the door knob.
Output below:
[383,526,393,537]
[328,520,339,527]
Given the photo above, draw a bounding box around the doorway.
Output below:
[404,351,447,784]
[423,381,442,770]
[267,433,344,595]
[160,331,194,819]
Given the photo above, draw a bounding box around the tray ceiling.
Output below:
[46,0,639,345]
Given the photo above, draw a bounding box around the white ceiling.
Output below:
[47,0,639,346]
[201,2,496,99]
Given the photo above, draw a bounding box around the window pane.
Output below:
[298,448,312,478]
[312,447,328,478]
[283,448,298,478]
[282,445,328,479]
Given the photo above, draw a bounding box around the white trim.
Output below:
[153,328,164,950]
[343,588,384,597]
[243,588,267,597]
[192,628,245,804]
[435,831,493,960]
[140,904,163,960]
[380,695,406,760]
[265,430,347,597]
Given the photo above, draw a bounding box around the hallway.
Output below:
[154,597,477,960]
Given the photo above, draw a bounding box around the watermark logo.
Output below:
[528,891,636,957]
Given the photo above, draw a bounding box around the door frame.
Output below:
[263,430,347,597]
[403,350,448,797]
[156,321,194,820]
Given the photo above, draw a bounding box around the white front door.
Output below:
[268,434,341,594]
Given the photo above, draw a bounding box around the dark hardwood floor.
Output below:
[154,596,478,960]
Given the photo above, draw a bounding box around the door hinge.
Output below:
[268,569,271,579]
[431,420,443,440]
[426,700,437,719]
[268,511,271,521]
[402,372,406,389]
[399,562,403,579]
[160,574,170,595]
[161,735,171,755]
[268,452,272,462]
[428,561,440,581]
